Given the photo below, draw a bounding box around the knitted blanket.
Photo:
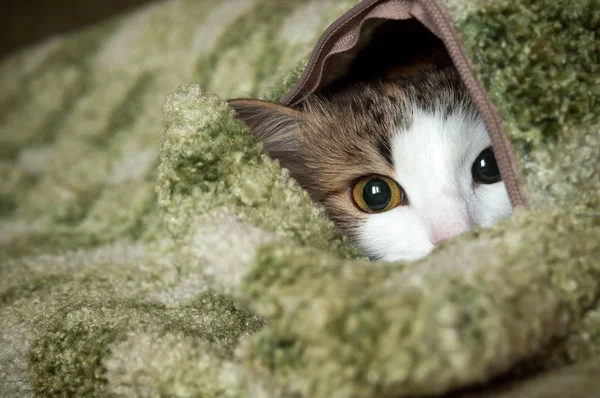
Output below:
[1,0,599,397]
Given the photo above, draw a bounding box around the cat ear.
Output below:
[228,98,303,169]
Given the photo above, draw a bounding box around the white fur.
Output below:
[356,104,513,261]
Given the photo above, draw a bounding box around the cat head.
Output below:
[229,68,512,261]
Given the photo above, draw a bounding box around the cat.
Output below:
[228,67,513,261]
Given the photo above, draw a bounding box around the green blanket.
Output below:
[1,0,599,397]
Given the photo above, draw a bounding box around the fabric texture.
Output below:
[0,0,599,397]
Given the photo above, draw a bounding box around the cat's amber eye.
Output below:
[472,147,502,184]
[352,175,405,213]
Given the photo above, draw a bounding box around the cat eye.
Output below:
[472,147,502,184]
[352,175,405,213]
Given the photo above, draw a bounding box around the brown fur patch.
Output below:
[383,81,405,100]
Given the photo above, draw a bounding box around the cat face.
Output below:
[229,68,512,261]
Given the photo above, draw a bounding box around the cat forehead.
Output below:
[297,76,473,158]
[295,68,469,139]
[391,107,490,178]
[297,90,398,167]
[299,81,399,130]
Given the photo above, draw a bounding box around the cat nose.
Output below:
[431,221,472,245]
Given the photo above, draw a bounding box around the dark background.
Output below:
[0,0,158,59]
